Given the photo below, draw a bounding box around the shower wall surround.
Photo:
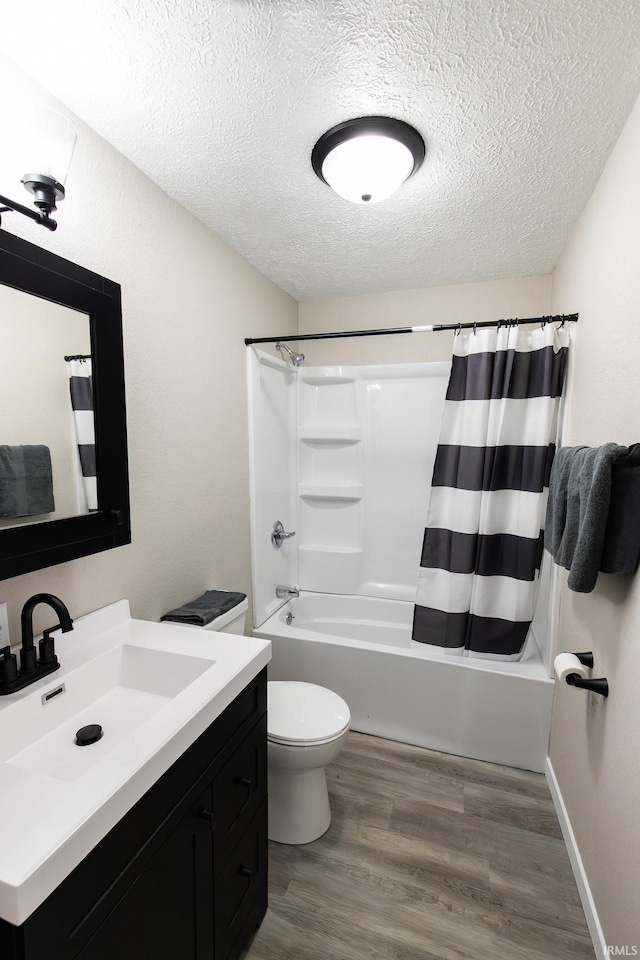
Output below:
[249,349,449,621]
[247,351,298,627]
[297,362,449,601]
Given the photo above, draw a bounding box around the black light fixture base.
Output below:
[311,116,426,186]
[21,172,65,215]
[0,172,64,232]
[0,190,58,231]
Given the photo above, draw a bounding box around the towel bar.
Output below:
[574,651,595,668]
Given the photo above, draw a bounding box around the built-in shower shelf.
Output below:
[298,545,363,555]
[299,375,356,385]
[299,484,363,501]
[299,427,361,443]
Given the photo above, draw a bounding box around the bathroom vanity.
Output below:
[0,602,270,960]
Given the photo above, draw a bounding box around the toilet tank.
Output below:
[199,597,248,635]
[160,597,248,635]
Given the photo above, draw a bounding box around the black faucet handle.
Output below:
[39,628,60,667]
[0,646,18,684]
[20,643,37,674]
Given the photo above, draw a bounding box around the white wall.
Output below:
[0,54,297,639]
[299,275,552,366]
[549,92,640,950]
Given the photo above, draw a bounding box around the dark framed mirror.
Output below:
[0,230,130,579]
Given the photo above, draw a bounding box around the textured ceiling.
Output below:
[2,1,640,300]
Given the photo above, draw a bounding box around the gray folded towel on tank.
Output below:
[160,590,247,626]
[545,443,630,592]
[0,445,55,519]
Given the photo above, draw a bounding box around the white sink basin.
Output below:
[0,599,271,926]
[3,645,213,782]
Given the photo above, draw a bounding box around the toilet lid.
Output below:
[267,681,350,745]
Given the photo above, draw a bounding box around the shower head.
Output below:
[276,342,305,367]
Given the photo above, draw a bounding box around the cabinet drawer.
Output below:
[214,800,267,960]
[213,671,266,752]
[213,714,266,867]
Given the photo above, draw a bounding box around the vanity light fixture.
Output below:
[311,116,425,205]
[0,105,77,232]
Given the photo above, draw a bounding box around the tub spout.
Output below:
[276,585,299,600]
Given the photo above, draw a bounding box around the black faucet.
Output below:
[20,593,74,672]
[0,594,73,695]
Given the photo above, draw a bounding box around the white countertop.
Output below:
[0,600,271,926]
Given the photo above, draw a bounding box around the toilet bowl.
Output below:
[267,680,350,845]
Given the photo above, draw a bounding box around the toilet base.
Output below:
[268,765,331,844]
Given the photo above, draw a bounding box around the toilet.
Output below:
[165,596,350,845]
[267,680,350,845]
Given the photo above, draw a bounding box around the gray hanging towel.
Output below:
[545,443,628,592]
[600,442,640,575]
[544,445,586,562]
[0,445,55,519]
[160,590,247,626]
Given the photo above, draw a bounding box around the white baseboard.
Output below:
[545,757,607,960]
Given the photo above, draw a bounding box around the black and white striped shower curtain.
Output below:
[413,323,570,660]
[68,359,97,511]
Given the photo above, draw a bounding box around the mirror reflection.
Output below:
[0,284,93,529]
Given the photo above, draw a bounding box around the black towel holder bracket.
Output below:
[564,651,609,697]
[574,652,594,668]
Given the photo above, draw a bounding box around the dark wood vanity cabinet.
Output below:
[0,669,268,960]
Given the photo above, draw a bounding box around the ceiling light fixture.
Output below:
[0,105,77,232]
[311,116,425,205]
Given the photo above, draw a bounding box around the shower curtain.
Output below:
[68,358,97,512]
[413,322,570,660]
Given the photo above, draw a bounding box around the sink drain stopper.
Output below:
[76,724,103,746]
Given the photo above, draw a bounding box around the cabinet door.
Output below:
[214,800,267,960]
[75,787,214,960]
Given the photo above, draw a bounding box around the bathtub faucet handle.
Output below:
[276,585,300,599]
[271,520,296,549]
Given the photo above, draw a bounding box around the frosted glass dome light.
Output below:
[312,117,425,205]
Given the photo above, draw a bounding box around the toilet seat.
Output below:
[267,681,350,747]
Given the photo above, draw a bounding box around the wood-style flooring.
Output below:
[240,731,595,960]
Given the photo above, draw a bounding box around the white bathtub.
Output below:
[254,591,554,773]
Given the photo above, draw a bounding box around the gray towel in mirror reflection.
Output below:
[0,445,55,519]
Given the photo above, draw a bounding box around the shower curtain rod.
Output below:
[64,354,91,361]
[244,313,578,346]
